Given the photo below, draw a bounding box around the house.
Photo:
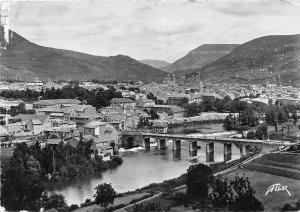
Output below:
[45,127,79,139]
[136,99,155,107]
[167,94,189,105]
[83,121,118,145]
[70,114,102,127]
[110,98,136,109]
[27,118,51,135]
[152,121,168,134]
[1,122,26,134]
[15,114,51,134]
[151,105,185,119]
[46,138,62,146]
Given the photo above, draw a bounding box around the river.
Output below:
[48,123,240,205]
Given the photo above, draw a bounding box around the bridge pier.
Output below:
[241,144,246,157]
[206,142,214,162]
[173,149,181,160]
[173,140,181,151]
[189,141,197,157]
[143,137,150,149]
[224,143,232,162]
[158,139,166,150]
[240,144,251,157]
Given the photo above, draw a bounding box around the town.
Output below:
[1,1,300,212]
[0,75,299,211]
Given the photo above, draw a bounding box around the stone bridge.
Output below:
[120,132,293,162]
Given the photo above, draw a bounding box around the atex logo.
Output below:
[265,183,291,196]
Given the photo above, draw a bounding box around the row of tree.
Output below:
[0,103,35,118]
[0,85,123,109]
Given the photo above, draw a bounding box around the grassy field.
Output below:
[225,169,300,211]
[243,153,300,180]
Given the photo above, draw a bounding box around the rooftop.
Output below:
[33,99,82,105]
[84,120,109,128]
[110,98,135,104]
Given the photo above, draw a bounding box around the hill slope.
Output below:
[0,27,167,82]
[139,59,170,70]
[185,34,300,85]
[163,44,238,74]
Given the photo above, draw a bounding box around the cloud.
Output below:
[7,0,300,62]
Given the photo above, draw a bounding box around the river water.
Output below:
[49,124,241,205]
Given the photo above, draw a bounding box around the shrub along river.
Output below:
[48,123,240,205]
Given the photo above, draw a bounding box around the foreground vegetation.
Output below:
[0,141,123,211]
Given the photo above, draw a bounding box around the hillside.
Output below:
[185,34,300,85]
[139,59,170,70]
[163,44,238,74]
[0,27,167,82]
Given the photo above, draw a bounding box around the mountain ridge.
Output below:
[0,27,168,82]
[185,34,300,85]
[163,44,238,74]
[139,59,170,70]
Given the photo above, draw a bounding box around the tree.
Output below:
[292,110,298,124]
[1,143,45,211]
[266,106,279,132]
[183,102,204,117]
[246,130,256,139]
[255,124,268,140]
[223,115,234,130]
[281,199,300,211]
[177,97,189,106]
[209,175,264,211]
[230,175,264,211]
[94,183,117,208]
[186,163,213,198]
[1,163,45,210]
[41,192,69,212]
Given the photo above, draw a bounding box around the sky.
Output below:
[4,0,300,62]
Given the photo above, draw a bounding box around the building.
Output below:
[33,99,82,109]
[136,99,155,107]
[152,121,168,134]
[83,121,118,154]
[45,127,79,139]
[27,118,51,134]
[167,94,189,105]
[151,105,185,119]
[83,121,118,144]
[110,98,136,109]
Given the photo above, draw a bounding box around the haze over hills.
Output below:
[139,59,170,70]
[163,44,238,74]
[0,27,167,82]
[183,34,300,86]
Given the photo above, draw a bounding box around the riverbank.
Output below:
[48,123,239,205]
[73,152,259,212]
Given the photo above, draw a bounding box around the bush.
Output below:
[69,204,79,211]
[172,192,192,205]
[132,202,162,212]
[186,164,213,198]
[247,131,256,139]
[281,199,300,211]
